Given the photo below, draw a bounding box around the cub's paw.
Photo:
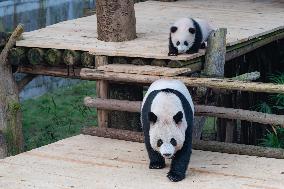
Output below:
[149,161,165,169]
[167,171,185,182]
[168,52,178,56]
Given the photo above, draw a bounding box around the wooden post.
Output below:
[195,28,227,140]
[0,25,24,157]
[95,56,109,128]
[96,0,136,42]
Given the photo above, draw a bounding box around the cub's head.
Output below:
[148,110,186,159]
[170,18,195,54]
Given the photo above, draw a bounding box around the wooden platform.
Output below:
[16,0,284,61]
[1,135,284,189]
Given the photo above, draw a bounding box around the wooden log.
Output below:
[81,52,95,68]
[150,59,167,67]
[81,127,284,159]
[112,57,128,64]
[131,58,147,65]
[8,47,26,66]
[63,50,81,66]
[95,56,109,128]
[231,71,260,81]
[0,24,24,157]
[80,68,284,94]
[96,0,136,42]
[84,97,284,126]
[27,48,44,65]
[44,49,62,65]
[204,28,227,77]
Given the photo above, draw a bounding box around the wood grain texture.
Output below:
[84,97,284,126]
[97,64,192,76]
[16,0,284,60]
[80,68,284,94]
[95,56,109,128]
[1,135,284,188]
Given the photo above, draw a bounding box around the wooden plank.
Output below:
[97,64,192,76]
[0,135,284,188]
[15,0,284,60]
[80,68,284,94]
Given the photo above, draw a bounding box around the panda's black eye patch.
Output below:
[184,41,188,46]
[157,139,163,147]
[176,41,180,46]
[170,138,177,146]
[170,26,178,33]
[189,27,196,34]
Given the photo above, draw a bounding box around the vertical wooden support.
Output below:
[195,28,227,140]
[95,56,109,128]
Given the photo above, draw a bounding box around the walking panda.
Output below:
[141,79,194,182]
[168,17,214,56]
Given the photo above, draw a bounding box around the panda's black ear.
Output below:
[173,111,183,124]
[148,112,157,123]
[170,26,178,33]
[188,27,196,34]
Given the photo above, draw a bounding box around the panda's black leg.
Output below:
[144,140,165,169]
[167,134,192,182]
[200,42,206,49]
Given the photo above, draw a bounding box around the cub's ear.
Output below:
[170,26,178,33]
[173,111,183,124]
[188,27,196,34]
[148,112,157,123]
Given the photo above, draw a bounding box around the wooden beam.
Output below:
[95,56,109,128]
[81,127,284,159]
[80,68,284,94]
[84,97,284,126]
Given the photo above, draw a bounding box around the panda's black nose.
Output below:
[163,153,171,157]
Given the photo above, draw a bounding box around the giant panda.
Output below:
[141,79,194,182]
[168,17,214,56]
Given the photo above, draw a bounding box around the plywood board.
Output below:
[97,64,192,76]
[16,0,284,60]
[0,135,284,189]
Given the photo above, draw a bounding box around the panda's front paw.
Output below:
[167,171,185,182]
[149,161,165,169]
[168,52,178,56]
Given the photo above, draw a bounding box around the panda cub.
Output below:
[141,79,194,182]
[168,17,214,56]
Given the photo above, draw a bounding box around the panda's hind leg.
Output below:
[200,42,206,49]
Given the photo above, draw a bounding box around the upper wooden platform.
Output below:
[16,0,284,61]
[0,135,284,189]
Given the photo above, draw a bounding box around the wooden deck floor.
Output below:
[0,135,284,189]
[16,0,284,61]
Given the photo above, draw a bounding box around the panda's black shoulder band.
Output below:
[187,18,203,54]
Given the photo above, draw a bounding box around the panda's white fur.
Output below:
[168,17,214,55]
[141,79,194,181]
[149,92,186,157]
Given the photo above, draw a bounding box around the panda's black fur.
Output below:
[141,88,194,182]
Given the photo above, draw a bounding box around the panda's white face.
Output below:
[148,92,187,159]
[170,18,196,54]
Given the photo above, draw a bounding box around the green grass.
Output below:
[22,80,97,151]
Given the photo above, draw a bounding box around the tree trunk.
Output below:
[0,25,24,157]
[96,0,136,42]
[95,0,141,131]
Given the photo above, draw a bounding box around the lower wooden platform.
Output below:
[0,135,283,189]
